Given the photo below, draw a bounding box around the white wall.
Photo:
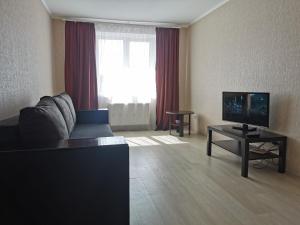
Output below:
[0,0,54,119]
[189,0,300,175]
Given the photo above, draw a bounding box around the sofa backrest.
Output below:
[0,93,78,148]
[58,93,76,122]
[19,96,69,144]
[52,95,75,134]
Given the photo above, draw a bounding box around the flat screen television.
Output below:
[222,92,270,128]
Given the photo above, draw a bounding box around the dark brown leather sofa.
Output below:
[0,93,129,225]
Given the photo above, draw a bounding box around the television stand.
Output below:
[207,125,287,177]
[232,124,257,132]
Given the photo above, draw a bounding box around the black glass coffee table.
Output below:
[207,125,287,177]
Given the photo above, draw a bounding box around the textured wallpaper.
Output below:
[179,27,191,111]
[52,19,65,94]
[189,0,300,175]
[0,0,54,120]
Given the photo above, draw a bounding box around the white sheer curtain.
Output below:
[95,23,156,130]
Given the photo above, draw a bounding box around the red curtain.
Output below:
[156,28,179,130]
[65,21,98,110]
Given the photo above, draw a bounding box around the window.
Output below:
[96,30,156,105]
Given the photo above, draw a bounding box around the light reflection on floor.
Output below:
[126,135,187,147]
[151,135,188,144]
[126,137,160,147]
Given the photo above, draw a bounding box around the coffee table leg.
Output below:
[207,129,212,156]
[241,140,249,177]
[278,139,287,173]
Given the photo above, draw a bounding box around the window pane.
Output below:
[129,42,150,68]
[98,39,123,70]
[98,39,124,99]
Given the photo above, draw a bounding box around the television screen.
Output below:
[222,92,269,127]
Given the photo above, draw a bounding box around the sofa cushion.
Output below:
[69,124,113,139]
[58,93,76,123]
[19,97,69,143]
[52,96,75,134]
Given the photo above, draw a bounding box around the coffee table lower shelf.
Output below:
[212,140,279,161]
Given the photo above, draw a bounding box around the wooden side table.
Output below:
[166,111,194,137]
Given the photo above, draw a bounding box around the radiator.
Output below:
[107,103,151,130]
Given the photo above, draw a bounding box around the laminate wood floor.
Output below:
[115,130,300,225]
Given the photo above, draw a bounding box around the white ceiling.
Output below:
[43,0,228,25]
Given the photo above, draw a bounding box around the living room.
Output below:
[0,0,300,225]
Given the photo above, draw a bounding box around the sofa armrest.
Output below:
[7,136,126,152]
[76,108,109,124]
[0,136,129,225]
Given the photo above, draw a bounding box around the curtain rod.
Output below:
[52,16,188,28]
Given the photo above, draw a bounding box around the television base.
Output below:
[232,124,257,132]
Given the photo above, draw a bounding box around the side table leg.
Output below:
[241,140,249,178]
[169,115,171,135]
[278,139,287,173]
[176,115,180,133]
[207,129,212,156]
[188,114,191,136]
[179,115,184,137]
